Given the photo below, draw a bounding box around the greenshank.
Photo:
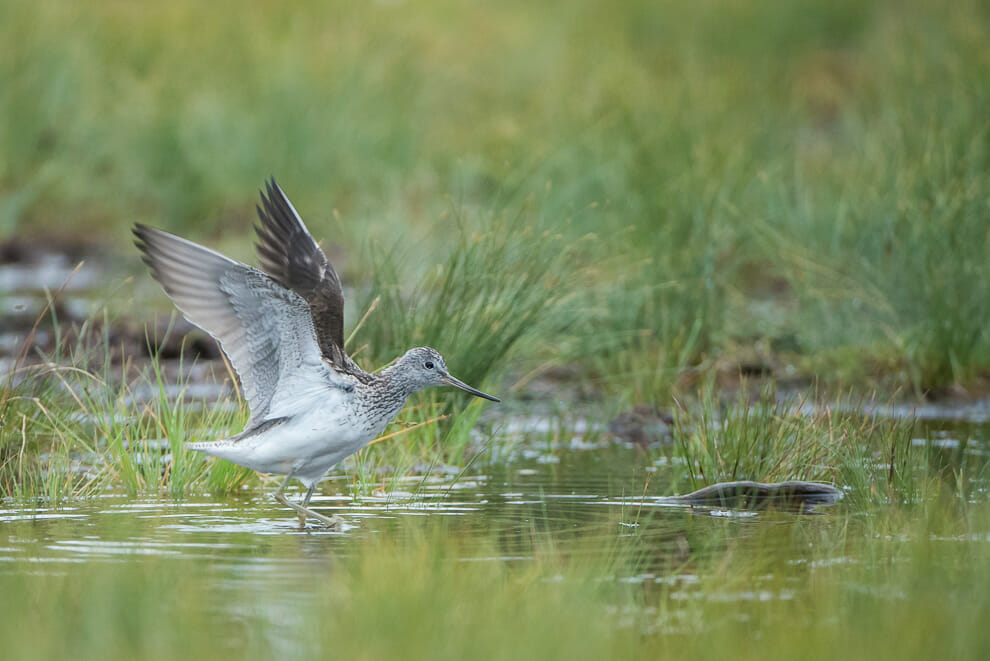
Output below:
[133,179,499,528]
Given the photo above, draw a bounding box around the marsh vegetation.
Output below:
[2,0,990,659]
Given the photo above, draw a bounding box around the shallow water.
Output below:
[0,440,821,567]
[4,414,987,572]
[2,414,989,659]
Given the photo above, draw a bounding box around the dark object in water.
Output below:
[671,481,842,513]
[608,404,673,447]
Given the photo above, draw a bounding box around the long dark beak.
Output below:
[443,374,500,402]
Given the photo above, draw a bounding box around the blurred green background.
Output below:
[2,0,989,397]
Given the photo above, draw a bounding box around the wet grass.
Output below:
[1,311,981,512]
[666,387,930,505]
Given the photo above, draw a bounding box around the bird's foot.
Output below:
[298,510,344,529]
[274,487,343,530]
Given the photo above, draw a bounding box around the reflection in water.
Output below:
[0,446,817,567]
[1,420,988,657]
[0,418,988,604]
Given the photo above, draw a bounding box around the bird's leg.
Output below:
[272,476,343,529]
[272,474,303,525]
[301,484,346,528]
[297,484,316,528]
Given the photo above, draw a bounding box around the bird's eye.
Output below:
[424,361,435,369]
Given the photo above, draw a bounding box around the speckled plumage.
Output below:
[133,179,499,527]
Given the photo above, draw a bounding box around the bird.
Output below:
[133,178,499,528]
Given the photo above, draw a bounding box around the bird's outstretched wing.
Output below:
[134,225,352,426]
[254,179,350,368]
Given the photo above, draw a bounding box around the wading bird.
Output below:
[134,180,499,527]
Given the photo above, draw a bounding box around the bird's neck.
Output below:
[347,371,411,436]
[376,364,419,400]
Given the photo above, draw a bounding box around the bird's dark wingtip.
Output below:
[264,176,280,198]
[132,224,152,251]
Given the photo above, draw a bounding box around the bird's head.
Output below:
[391,347,500,402]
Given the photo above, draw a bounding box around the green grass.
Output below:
[3,4,990,658]
[0,321,245,502]
[3,0,990,393]
[664,386,927,505]
[354,205,572,399]
[2,308,980,512]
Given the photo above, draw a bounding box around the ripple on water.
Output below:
[2,430,975,580]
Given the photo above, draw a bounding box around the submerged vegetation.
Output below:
[2,0,990,659]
